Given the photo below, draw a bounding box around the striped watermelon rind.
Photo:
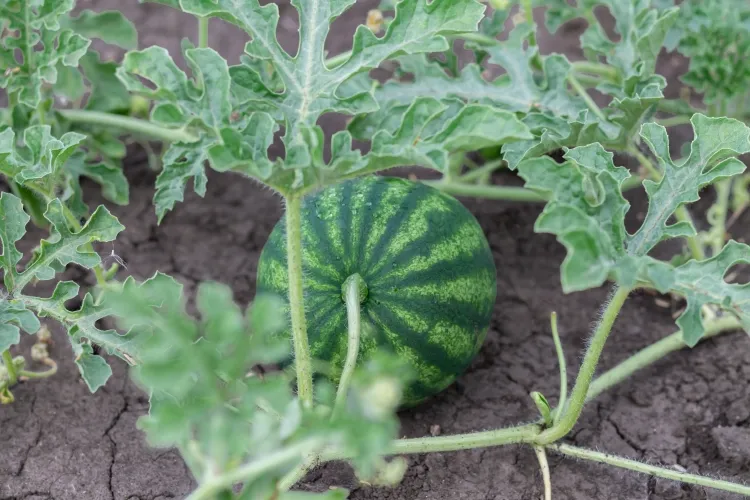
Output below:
[256,176,497,407]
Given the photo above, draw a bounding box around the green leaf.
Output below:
[80,51,133,113]
[64,152,129,217]
[351,25,584,142]
[179,0,485,192]
[629,115,750,255]
[72,342,112,392]
[116,46,228,217]
[518,143,632,291]
[0,299,40,352]
[518,114,750,343]
[54,63,86,101]
[646,241,750,346]
[60,10,138,49]
[0,126,86,186]
[19,274,178,391]
[15,201,125,292]
[0,192,30,291]
[0,0,90,107]
[153,139,210,223]
[581,1,678,85]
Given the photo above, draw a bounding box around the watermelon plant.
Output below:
[1,0,750,498]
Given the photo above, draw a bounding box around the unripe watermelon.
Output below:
[256,176,497,406]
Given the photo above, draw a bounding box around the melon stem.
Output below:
[285,194,314,408]
[333,274,365,419]
[535,286,631,444]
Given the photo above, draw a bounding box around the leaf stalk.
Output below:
[285,194,314,408]
[59,109,198,144]
[2,350,18,386]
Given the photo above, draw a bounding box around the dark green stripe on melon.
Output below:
[256,176,497,407]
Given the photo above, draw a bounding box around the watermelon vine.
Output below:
[1,0,750,498]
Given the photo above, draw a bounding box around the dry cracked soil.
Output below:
[1,1,749,499]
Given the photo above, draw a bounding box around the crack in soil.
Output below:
[15,392,41,477]
[105,398,129,500]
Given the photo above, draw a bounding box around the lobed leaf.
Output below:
[14,201,124,292]
[645,242,750,346]
[518,114,750,343]
[120,0,488,212]
[116,46,228,219]
[106,275,405,490]
[0,126,86,185]
[0,0,90,108]
[629,115,750,255]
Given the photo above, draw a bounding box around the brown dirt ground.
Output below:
[1,2,749,499]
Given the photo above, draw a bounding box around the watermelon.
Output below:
[256,176,497,406]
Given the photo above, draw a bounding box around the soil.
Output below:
[1,1,749,499]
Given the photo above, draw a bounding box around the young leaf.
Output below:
[0,0,90,108]
[105,277,405,493]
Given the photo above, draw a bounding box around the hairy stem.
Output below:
[277,454,318,492]
[198,16,209,49]
[536,287,631,445]
[550,443,750,496]
[570,61,619,81]
[333,274,364,419]
[59,110,198,143]
[709,179,732,256]
[429,182,546,202]
[185,439,322,500]
[534,446,552,500]
[430,174,644,203]
[586,315,740,402]
[388,423,542,454]
[285,194,314,408]
[656,115,692,128]
[459,158,506,183]
[568,73,608,122]
[2,350,18,386]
